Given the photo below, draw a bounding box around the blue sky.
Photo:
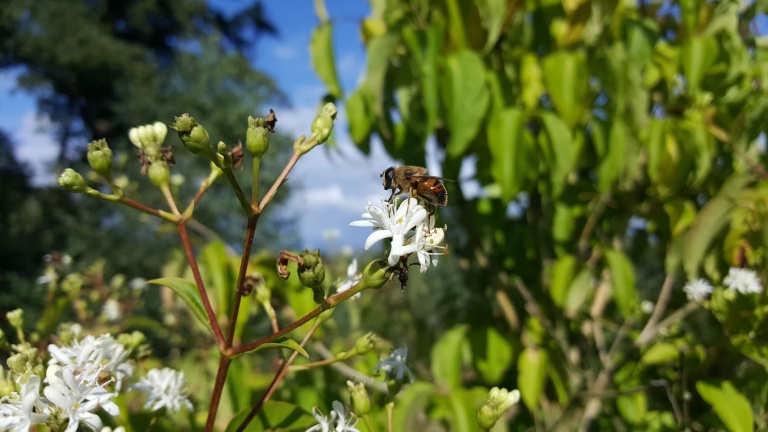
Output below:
[0,0,399,252]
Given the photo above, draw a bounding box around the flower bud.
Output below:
[361,260,392,290]
[148,161,170,188]
[354,332,379,355]
[298,103,337,154]
[172,114,213,157]
[246,116,270,158]
[6,352,29,375]
[128,127,142,148]
[298,249,326,302]
[347,380,371,415]
[86,139,114,179]
[59,168,90,193]
[6,309,23,330]
[477,387,521,430]
[153,121,168,144]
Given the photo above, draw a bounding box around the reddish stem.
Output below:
[226,216,259,347]
[206,356,232,432]
[177,222,225,347]
[119,196,164,218]
[258,152,300,212]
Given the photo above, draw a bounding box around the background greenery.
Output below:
[4,0,768,431]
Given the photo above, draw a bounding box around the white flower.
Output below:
[0,375,49,431]
[683,278,713,302]
[336,259,362,299]
[306,401,359,432]
[101,299,122,322]
[48,334,133,391]
[410,216,447,273]
[350,199,428,266]
[375,346,414,383]
[128,278,146,291]
[100,427,126,432]
[487,387,521,411]
[43,365,119,432]
[723,267,763,294]
[133,368,192,413]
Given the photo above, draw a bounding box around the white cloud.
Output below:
[272,42,299,60]
[13,112,59,186]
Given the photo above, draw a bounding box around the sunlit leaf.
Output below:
[518,347,548,411]
[542,51,588,128]
[446,50,490,157]
[470,326,513,385]
[147,277,213,335]
[681,36,719,94]
[431,325,468,390]
[550,254,578,307]
[604,249,639,318]
[310,22,342,99]
[540,111,573,197]
[697,381,754,432]
[641,343,679,365]
[477,0,507,53]
[487,107,526,202]
[392,382,436,429]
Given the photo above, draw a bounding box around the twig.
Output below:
[259,152,301,212]
[636,273,677,346]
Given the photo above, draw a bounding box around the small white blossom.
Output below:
[133,368,192,413]
[375,346,414,383]
[128,278,146,291]
[336,259,362,299]
[410,216,447,273]
[43,365,119,432]
[306,401,359,432]
[350,199,427,266]
[683,278,713,302]
[48,334,133,391]
[723,267,763,294]
[101,299,122,322]
[0,375,49,431]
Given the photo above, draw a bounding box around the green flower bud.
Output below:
[477,387,521,430]
[58,168,90,193]
[148,161,170,187]
[298,102,337,154]
[153,121,168,144]
[361,260,392,290]
[477,404,496,430]
[354,332,379,355]
[87,139,113,179]
[117,330,147,352]
[6,353,28,375]
[128,127,142,148]
[61,273,83,297]
[246,116,270,158]
[172,114,213,157]
[347,380,371,415]
[298,249,326,303]
[7,309,22,331]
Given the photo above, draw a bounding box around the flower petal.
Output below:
[364,230,392,250]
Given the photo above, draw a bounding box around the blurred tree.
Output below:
[313,0,768,429]
[0,1,298,320]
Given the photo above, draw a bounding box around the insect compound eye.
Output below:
[382,167,395,188]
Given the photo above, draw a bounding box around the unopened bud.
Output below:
[354,332,379,355]
[59,168,90,193]
[6,309,23,330]
[246,116,270,158]
[477,387,521,430]
[87,139,113,179]
[347,380,371,415]
[361,260,392,290]
[298,103,337,154]
[298,249,326,302]
[172,114,213,158]
[6,353,28,375]
[148,161,170,187]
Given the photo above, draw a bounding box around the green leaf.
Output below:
[681,36,719,95]
[392,382,436,429]
[446,50,490,157]
[469,327,513,385]
[550,254,578,307]
[604,249,639,318]
[598,119,626,193]
[202,240,234,318]
[366,34,400,140]
[346,86,373,151]
[233,336,308,359]
[477,0,507,53]
[225,400,315,432]
[518,348,548,411]
[640,343,679,365]
[540,112,574,197]
[617,391,648,425]
[487,107,526,202]
[696,381,754,432]
[310,22,342,99]
[683,173,752,278]
[566,268,592,318]
[542,51,588,128]
[645,118,667,185]
[431,325,468,390]
[147,277,213,335]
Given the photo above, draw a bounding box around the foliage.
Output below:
[309,0,768,430]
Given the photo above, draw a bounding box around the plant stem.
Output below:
[386,402,394,432]
[177,222,225,347]
[252,157,261,205]
[206,355,232,432]
[226,215,259,347]
[118,196,168,219]
[363,414,378,432]
[236,318,322,432]
[222,167,253,216]
[258,152,301,212]
[161,184,181,216]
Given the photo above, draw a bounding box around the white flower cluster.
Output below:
[375,346,414,383]
[306,401,359,432]
[683,267,763,302]
[0,333,192,432]
[350,198,446,273]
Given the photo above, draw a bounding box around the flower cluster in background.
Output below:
[0,313,192,432]
[683,267,763,302]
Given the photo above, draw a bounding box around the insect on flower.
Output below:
[380,166,448,208]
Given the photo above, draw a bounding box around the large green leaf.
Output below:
[225,401,315,432]
[542,51,588,128]
[366,33,400,140]
[550,254,578,307]
[604,249,639,318]
[598,119,626,193]
[683,173,752,278]
[346,86,373,151]
[392,382,437,429]
[696,381,754,432]
[487,107,526,202]
[446,50,490,157]
[540,111,574,197]
[477,0,507,53]
[640,342,679,365]
[469,326,513,385]
[147,277,213,335]
[518,347,548,412]
[202,240,234,318]
[680,36,719,95]
[233,336,308,359]
[310,22,342,99]
[431,325,468,390]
